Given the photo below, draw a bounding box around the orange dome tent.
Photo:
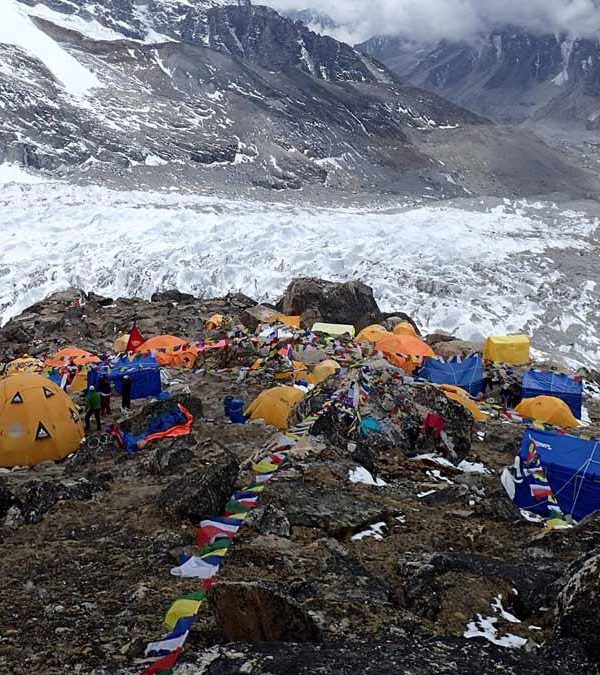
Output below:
[393,322,418,337]
[356,324,389,344]
[139,335,198,368]
[375,334,434,373]
[46,347,100,368]
[0,373,84,467]
[515,396,580,428]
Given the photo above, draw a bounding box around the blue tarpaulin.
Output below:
[119,405,190,453]
[419,354,485,397]
[522,370,583,419]
[510,428,600,521]
[108,356,162,400]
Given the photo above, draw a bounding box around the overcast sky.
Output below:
[268,0,600,43]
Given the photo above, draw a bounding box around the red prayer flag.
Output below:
[142,647,183,674]
[126,325,146,353]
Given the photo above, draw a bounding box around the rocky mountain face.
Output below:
[283,7,339,34]
[359,28,600,128]
[1,0,598,199]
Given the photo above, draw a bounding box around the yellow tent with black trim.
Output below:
[515,396,580,428]
[0,373,84,467]
[441,385,488,423]
[483,335,530,365]
[245,386,305,430]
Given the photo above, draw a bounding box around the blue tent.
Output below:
[522,370,583,419]
[419,354,485,397]
[509,428,600,521]
[108,356,162,400]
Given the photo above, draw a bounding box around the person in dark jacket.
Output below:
[98,373,111,415]
[121,375,133,412]
[85,386,102,432]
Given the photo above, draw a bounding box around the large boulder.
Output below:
[158,456,239,522]
[209,581,321,642]
[264,481,386,535]
[277,278,382,330]
[555,552,600,659]
[17,475,111,524]
[240,304,279,331]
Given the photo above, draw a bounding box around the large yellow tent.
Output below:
[393,322,418,337]
[245,386,305,430]
[441,385,488,423]
[515,396,580,428]
[483,335,530,365]
[375,334,435,373]
[4,357,45,377]
[308,359,341,385]
[356,324,388,344]
[46,347,100,368]
[139,335,198,368]
[0,373,84,467]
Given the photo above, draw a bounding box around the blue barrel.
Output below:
[223,396,234,417]
[228,398,246,424]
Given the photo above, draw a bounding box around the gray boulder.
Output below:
[158,456,239,522]
[555,552,600,659]
[277,278,382,330]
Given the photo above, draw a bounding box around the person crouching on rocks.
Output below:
[85,386,102,433]
[121,375,133,413]
[98,373,112,415]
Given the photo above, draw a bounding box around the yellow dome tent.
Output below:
[440,385,488,423]
[0,373,84,467]
[205,314,224,330]
[483,335,530,365]
[245,386,305,430]
[308,359,341,385]
[4,357,45,377]
[393,322,418,337]
[515,396,580,428]
[356,324,388,344]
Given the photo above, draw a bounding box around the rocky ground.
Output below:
[2,280,600,674]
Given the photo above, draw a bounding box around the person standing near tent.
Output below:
[121,375,133,412]
[66,357,78,389]
[85,386,102,433]
[98,373,112,415]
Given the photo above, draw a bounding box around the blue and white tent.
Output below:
[522,370,583,419]
[108,356,162,400]
[503,428,600,522]
[419,354,485,397]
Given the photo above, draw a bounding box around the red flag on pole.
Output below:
[126,325,146,353]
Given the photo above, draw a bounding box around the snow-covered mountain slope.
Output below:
[0,0,597,199]
[359,28,600,128]
[2,175,600,368]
